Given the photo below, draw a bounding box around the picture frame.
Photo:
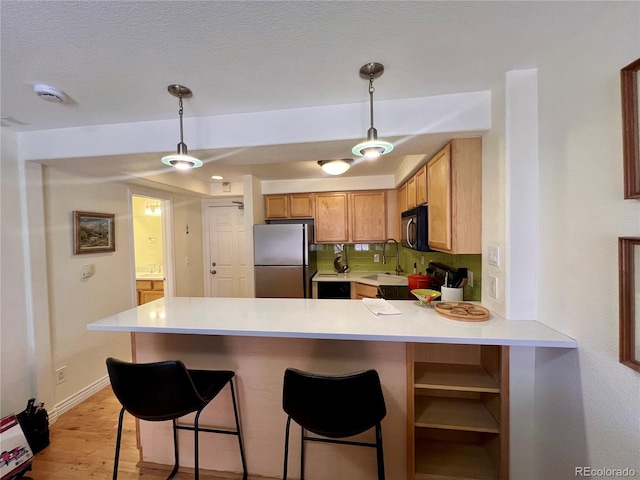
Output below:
[73,211,115,254]
[621,58,640,199]
[619,237,640,372]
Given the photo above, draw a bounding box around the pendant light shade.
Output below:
[161,85,203,169]
[352,63,394,159]
[318,159,353,175]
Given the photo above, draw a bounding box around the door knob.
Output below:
[210,269,217,275]
[212,262,217,267]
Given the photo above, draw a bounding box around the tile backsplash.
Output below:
[316,243,482,301]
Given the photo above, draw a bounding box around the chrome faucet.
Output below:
[382,239,404,275]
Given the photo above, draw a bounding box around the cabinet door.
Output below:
[415,165,428,206]
[139,290,164,305]
[398,183,408,214]
[315,193,349,243]
[265,195,288,219]
[353,282,379,299]
[427,145,452,252]
[289,193,314,218]
[350,191,386,242]
[406,176,417,209]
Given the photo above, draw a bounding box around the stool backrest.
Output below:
[282,368,386,438]
[106,358,204,421]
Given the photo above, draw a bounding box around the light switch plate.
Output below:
[490,276,498,299]
[488,246,500,267]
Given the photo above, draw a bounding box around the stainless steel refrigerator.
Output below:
[254,224,316,298]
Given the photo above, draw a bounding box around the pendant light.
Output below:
[161,85,203,169]
[352,62,394,159]
[318,159,353,175]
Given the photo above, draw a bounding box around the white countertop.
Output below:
[87,297,577,348]
[313,270,408,286]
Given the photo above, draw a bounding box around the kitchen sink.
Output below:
[360,274,406,284]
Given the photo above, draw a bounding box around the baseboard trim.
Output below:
[50,375,110,423]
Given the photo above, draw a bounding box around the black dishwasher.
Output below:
[317,281,351,299]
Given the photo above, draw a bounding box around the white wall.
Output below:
[43,168,134,405]
[1,162,208,417]
[534,4,639,477]
[0,129,32,416]
[172,196,204,297]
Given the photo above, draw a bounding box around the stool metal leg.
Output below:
[300,426,305,480]
[283,416,292,480]
[375,424,385,480]
[193,409,204,480]
[228,379,248,480]
[167,418,180,479]
[112,407,125,480]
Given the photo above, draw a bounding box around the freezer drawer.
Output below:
[255,266,306,298]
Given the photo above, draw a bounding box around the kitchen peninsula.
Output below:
[88,297,576,479]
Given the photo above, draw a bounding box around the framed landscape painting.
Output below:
[73,211,115,254]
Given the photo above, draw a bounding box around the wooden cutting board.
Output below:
[434,302,490,322]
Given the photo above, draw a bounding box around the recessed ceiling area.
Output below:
[1,1,613,190]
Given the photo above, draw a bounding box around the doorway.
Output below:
[204,202,247,297]
[130,193,172,304]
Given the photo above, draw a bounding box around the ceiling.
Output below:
[0,1,611,189]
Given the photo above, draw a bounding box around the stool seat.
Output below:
[106,358,247,480]
[282,368,387,480]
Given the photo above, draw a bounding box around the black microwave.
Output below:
[401,206,431,251]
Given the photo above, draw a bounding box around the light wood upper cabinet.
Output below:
[406,175,417,209]
[398,182,408,215]
[315,190,388,243]
[265,195,289,219]
[401,164,427,214]
[265,194,314,219]
[427,138,482,254]
[350,191,386,242]
[415,165,428,206]
[289,193,315,218]
[315,192,350,242]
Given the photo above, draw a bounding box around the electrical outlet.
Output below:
[489,276,498,299]
[373,254,380,263]
[467,270,474,287]
[421,256,425,265]
[56,366,66,384]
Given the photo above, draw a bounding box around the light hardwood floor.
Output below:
[23,386,251,479]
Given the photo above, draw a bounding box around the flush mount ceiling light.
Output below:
[318,159,353,175]
[161,85,203,170]
[34,84,68,103]
[352,62,394,159]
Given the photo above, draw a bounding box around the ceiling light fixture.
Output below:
[34,84,68,103]
[352,62,394,159]
[211,175,224,180]
[318,159,353,175]
[161,85,203,170]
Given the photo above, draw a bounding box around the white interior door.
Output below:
[206,205,247,297]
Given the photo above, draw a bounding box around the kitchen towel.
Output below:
[362,298,402,316]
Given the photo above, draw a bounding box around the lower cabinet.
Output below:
[407,343,509,479]
[136,280,164,305]
[352,282,379,299]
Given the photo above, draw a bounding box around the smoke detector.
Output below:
[34,84,68,103]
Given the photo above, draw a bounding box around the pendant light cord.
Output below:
[178,93,185,144]
[369,74,375,129]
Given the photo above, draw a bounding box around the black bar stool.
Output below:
[282,368,387,480]
[106,357,248,480]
